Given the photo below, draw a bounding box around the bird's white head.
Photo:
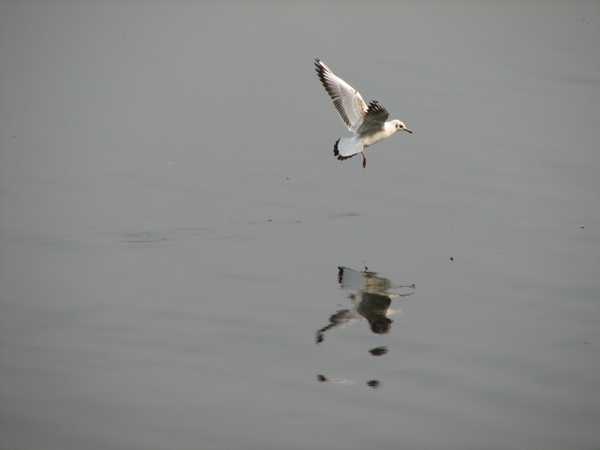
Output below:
[393,120,412,134]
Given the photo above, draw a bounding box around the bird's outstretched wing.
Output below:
[356,101,391,136]
[315,59,367,133]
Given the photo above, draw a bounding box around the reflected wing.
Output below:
[337,266,363,290]
[315,59,367,132]
[356,101,390,136]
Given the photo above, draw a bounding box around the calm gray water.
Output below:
[1,1,599,449]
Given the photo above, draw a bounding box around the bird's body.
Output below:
[315,59,411,168]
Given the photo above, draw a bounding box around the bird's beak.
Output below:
[405,128,412,134]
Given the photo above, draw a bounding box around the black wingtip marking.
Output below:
[333,139,354,161]
[366,100,387,115]
[314,59,326,82]
[314,60,331,95]
[333,138,341,157]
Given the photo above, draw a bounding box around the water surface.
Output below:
[1,1,599,449]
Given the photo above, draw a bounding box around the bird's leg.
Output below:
[362,152,367,168]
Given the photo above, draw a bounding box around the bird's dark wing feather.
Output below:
[356,101,390,136]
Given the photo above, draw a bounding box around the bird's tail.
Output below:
[333,136,363,161]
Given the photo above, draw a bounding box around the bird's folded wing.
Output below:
[315,59,367,132]
[356,101,390,136]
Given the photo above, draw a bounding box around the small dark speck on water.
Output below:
[366,380,380,389]
[450,257,454,261]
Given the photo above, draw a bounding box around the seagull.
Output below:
[315,59,412,168]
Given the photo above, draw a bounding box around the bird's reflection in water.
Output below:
[316,266,415,389]
[316,266,415,343]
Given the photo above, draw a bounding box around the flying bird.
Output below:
[315,59,412,168]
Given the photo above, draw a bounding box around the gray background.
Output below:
[1,1,599,449]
